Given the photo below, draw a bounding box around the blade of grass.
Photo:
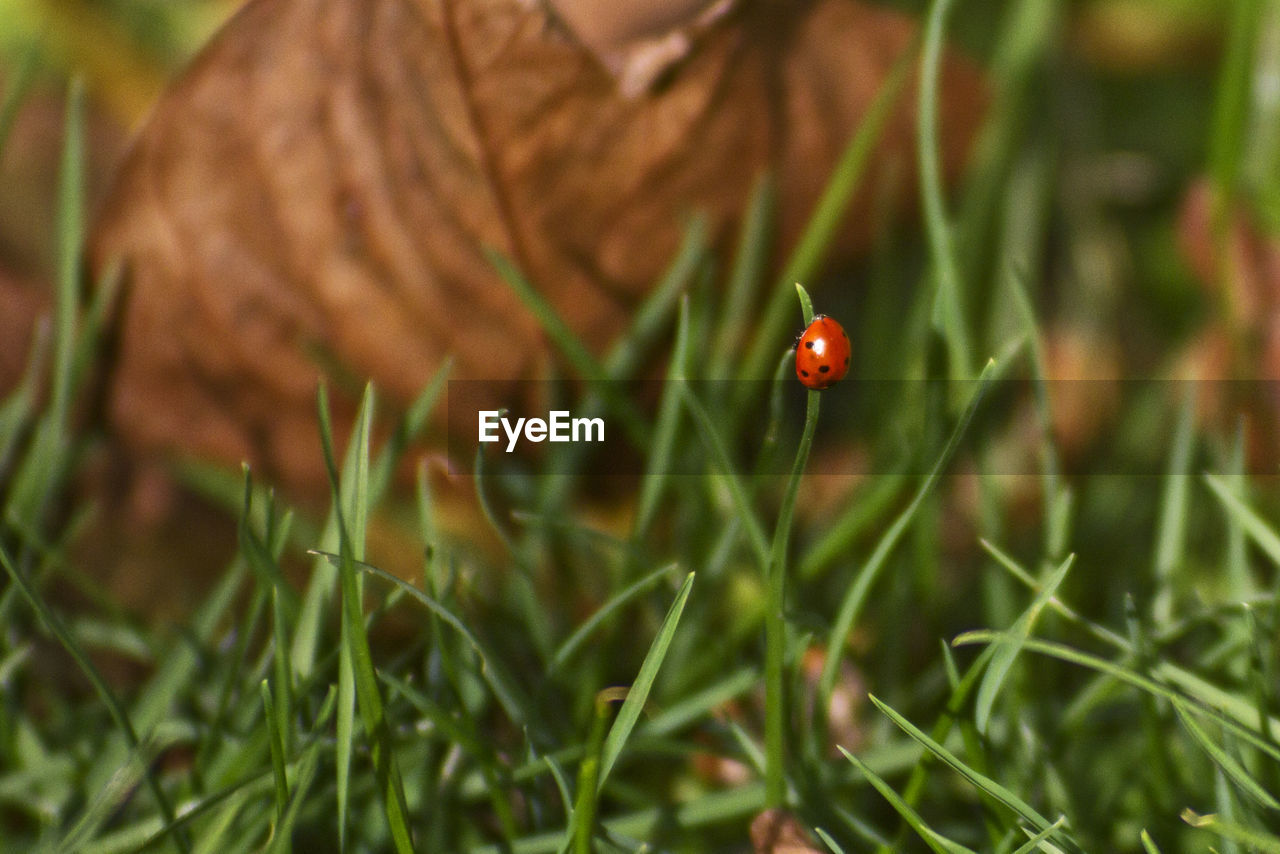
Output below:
[980,538,1127,649]
[1005,259,1066,558]
[1140,829,1164,853]
[709,174,774,381]
[602,215,707,380]
[633,299,690,538]
[821,359,996,702]
[51,77,84,436]
[315,384,414,854]
[598,571,696,787]
[1124,595,1181,811]
[873,643,999,854]
[1009,819,1068,854]
[1208,0,1264,211]
[266,744,321,854]
[238,468,300,615]
[1153,388,1197,622]
[813,826,846,854]
[919,0,971,382]
[679,384,770,566]
[260,680,289,834]
[0,318,47,476]
[1222,422,1253,599]
[868,694,1083,854]
[293,364,442,681]
[763,283,824,807]
[537,217,705,513]
[1173,701,1280,810]
[1205,473,1280,570]
[573,687,627,854]
[5,78,85,528]
[840,746,979,854]
[549,562,681,674]
[369,356,451,500]
[974,553,1075,734]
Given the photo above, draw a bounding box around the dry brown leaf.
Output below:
[750,808,821,854]
[90,0,985,491]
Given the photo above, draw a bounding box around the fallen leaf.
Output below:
[750,808,821,854]
[90,0,985,490]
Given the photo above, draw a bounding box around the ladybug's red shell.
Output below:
[795,314,850,390]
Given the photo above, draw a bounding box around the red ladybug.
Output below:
[794,314,850,390]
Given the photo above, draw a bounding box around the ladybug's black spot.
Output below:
[805,341,815,350]
[819,365,830,373]
[800,369,810,377]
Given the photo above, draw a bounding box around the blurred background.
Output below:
[2,0,1278,613]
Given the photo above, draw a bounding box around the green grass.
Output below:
[4,0,1280,851]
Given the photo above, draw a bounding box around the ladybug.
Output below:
[794,314,850,390]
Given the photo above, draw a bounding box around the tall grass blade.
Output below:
[1208,0,1264,207]
[710,174,774,381]
[1153,388,1196,622]
[598,571,695,787]
[549,562,680,673]
[764,284,823,807]
[1173,701,1280,810]
[919,0,971,381]
[573,688,623,854]
[633,299,690,538]
[261,680,290,835]
[603,215,707,379]
[1205,473,1280,570]
[841,746,979,854]
[316,384,415,854]
[267,746,322,854]
[974,554,1074,734]
[679,385,769,565]
[51,78,84,435]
